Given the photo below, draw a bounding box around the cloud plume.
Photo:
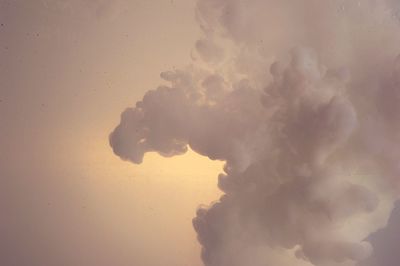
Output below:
[110,1,400,265]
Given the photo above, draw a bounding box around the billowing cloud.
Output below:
[110,1,400,265]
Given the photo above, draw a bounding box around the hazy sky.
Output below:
[0,1,223,265]
[2,1,400,266]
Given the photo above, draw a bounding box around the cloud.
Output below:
[359,200,400,266]
[110,1,400,265]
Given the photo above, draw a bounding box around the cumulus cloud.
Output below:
[110,1,400,265]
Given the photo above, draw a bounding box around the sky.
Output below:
[2,1,400,266]
[0,1,222,265]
